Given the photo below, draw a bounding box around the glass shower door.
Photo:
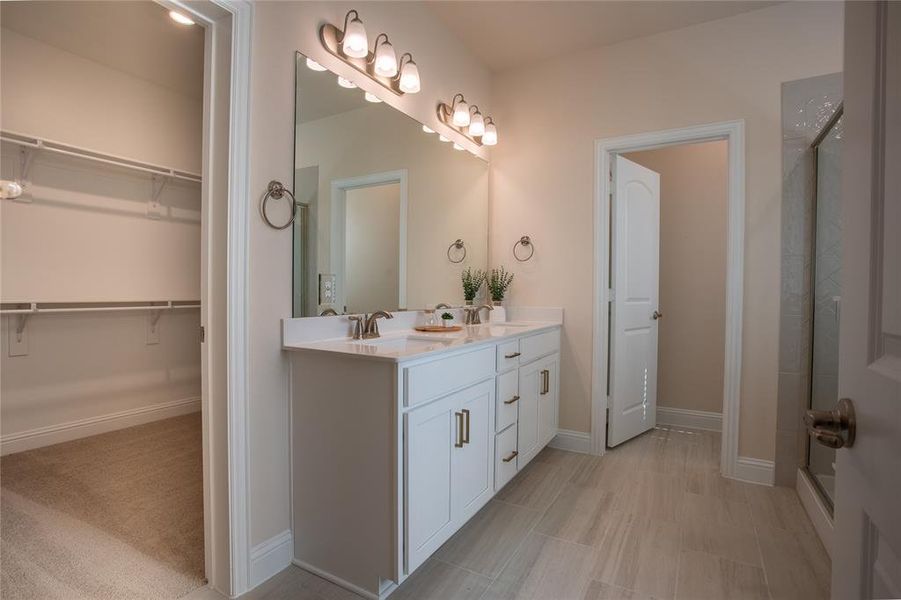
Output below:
[807,110,842,508]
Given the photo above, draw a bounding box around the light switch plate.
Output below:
[146,315,160,345]
[319,274,336,305]
[8,316,29,357]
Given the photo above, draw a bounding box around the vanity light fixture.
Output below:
[364,91,382,103]
[422,125,435,134]
[452,143,464,151]
[337,76,357,89]
[320,10,420,96]
[437,94,497,147]
[438,135,451,143]
[306,58,328,72]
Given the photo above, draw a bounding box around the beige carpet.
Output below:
[1,413,205,600]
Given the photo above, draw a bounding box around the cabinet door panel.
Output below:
[405,394,456,572]
[538,355,559,447]
[517,361,541,469]
[452,380,494,524]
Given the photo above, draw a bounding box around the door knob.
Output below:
[652,310,663,320]
[804,397,856,449]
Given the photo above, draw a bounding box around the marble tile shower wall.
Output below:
[775,73,842,486]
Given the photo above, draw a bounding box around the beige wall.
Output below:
[248,1,493,546]
[344,183,401,313]
[625,141,727,415]
[0,28,202,174]
[489,1,844,460]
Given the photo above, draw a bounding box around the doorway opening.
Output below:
[593,121,749,481]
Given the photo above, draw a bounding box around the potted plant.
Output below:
[461,267,486,305]
[487,267,514,323]
[440,311,455,328]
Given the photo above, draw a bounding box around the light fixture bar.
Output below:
[436,94,496,147]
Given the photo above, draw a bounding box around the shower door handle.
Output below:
[804,398,856,449]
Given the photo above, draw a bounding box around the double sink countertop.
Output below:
[282,320,561,363]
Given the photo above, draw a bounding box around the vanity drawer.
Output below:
[520,329,560,364]
[405,346,495,407]
[496,340,521,371]
[496,370,519,432]
[494,424,518,491]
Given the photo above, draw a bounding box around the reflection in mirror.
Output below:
[293,52,488,317]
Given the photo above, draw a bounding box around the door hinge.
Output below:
[200,325,205,342]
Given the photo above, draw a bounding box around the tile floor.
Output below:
[196,427,831,600]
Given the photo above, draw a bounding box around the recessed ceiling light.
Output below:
[169,10,195,26]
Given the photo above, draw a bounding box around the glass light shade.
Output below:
[452,143,464,151]
[342,16,368,58]
[482,123,498,146]
[337,76,357,89]
[468,112,485,137]
[398,60,421,93]
[438,135,451,143]
[373,41,397,77]
[305,58,327,72]
[422,125,435,134]
[452,99,470,127]
[364,91,382,103]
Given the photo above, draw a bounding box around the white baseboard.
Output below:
[0,396,201,456]
[656,407,722,431]
[250,529,293,589]
[292,558,382,600]
[732,456,775,485]
[796,468,834,559]
[549,429,591,454]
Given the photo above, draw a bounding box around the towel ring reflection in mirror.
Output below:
[261,180,298,230]
[447,239,466,263]
[513,235,534,262]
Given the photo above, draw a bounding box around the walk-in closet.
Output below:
[0,3,207,598]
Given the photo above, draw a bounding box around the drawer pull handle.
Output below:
[462,409,470,444]
[504,395,520,405]
[502,451,519,463]
[455,412,464,448]
[504,352,521,359]
[540,370,550,395]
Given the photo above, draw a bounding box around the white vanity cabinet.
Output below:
[287,322,561,599]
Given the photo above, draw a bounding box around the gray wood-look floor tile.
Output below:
[482,533,595,600]
[242,566,362,600]
[434,500,541,579]
[610,469,684,523]
[391,559,491,600]
[494,448,585,511]
[683,466,752,502]
[588,510,681,600]
[745,483,816,534]
[582,580,659,600]
[675,550,769,600]
[756,525,831,600]
[680,491,754,531]
[534,483,617,546]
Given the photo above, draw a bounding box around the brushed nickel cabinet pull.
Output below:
[502,450,519,463]
[505,352,521,359]
[462,409,470,444]
[504,395,520,405]
[540,370,549,395]
[455,412,464,448]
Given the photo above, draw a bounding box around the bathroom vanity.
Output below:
[284,313,561,598]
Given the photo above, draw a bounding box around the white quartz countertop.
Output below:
[282,321,560,363]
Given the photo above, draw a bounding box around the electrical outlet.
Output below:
[319,273,336,305]
[8,316,29,357]
[146,314,160,345]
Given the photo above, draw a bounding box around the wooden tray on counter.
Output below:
[414,325,463,333]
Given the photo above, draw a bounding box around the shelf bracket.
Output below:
[13,145,38,203]
[149,308,164,329]
[15,304,36,342]
[148,174,167,219]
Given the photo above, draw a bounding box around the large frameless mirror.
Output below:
[293,52,489,317]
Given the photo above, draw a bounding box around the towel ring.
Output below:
[447,239,466,263]
[261,180,298,230]
[513,236,535,262]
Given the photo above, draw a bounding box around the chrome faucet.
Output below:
[319,307,339,316]
[464,304,493,325]
[435,303,452,309]
[363,310,393,339]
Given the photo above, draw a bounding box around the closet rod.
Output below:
[0,130,202,184]
[0,301,201,315]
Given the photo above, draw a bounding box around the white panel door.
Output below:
[831,3,901,598]
[608,156,661,447]
[405,393,455,572]
[451,381,494,525]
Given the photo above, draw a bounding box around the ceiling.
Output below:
[427,1,782,73]
[1,1,204,99]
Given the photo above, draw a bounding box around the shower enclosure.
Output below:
[805,106,843,508]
